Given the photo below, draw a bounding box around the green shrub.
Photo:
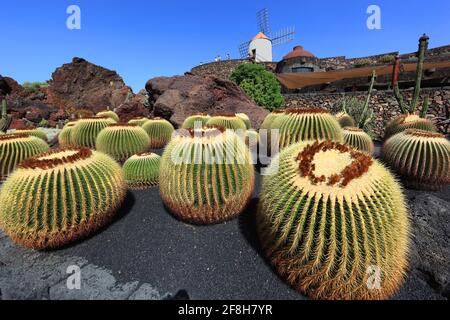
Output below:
[22,81,49,94]
[379,54,395,64]
[353,58,372,67]
[334,97,375,137]
[230,63,284,111]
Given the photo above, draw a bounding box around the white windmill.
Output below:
[239,8,295,62]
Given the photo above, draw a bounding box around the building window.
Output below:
[292,66,314,73]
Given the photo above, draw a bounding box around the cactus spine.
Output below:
[71,116,116,148]
[0,99,12,133]
[0,133,49,180]
[128,117,150,126]
[235,113,252,129]
[96,123,150,162]
[97,110,120,122]
[142,118,175,149]
[159,126,254,224]
[381,129,450,190]
[123,152,161,189]
[271,108,343,149]
[0,147,126,249]
[257,141,409,300]
[343,127,374,154]
[181,113,211,129]
[205,114,247,131]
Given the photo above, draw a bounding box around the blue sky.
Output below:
[1,0,449,92]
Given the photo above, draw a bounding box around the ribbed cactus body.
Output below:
[236,113,252,129]
[71,116,116,148]
[271,108,343,149]
[0,99,12,133]
[0,148,126,249]
[260,109,285,130]
[58,122,77,147]
[381,129,450,190]
[206,114,247,131]
[257,141,409,300]
[181,113,211,129]
[142,118,175,149]
[96,124,150,162]
[97,110,120,122]
[384,114,435,140]
[123,152,161,189]
[245,129,259,148]
[343,127,374,154]
[335,111,355,128]
[15,129,48,142]
[159,127,254,224]
[0,133,49,180]
[128,117,150,126]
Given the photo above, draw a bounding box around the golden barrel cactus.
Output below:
[181,113,211,129]
[384,114,435,140]
[236,113,252,129]
[123,152,161,189]
[96,123,150,162]
[205,114,247,131]
[96,110,120,122]
[335,111,355,128]
[257,140,409,300]
[159,126,254,224]
[260,109,285,130]
[14,128,48,142]
[58,121,78,147]
[142,118,175,149]
[0,147,126,249]
[343,127,374,154]
[381,129,450,190]
[71,116,116,148]
[128,117,150,126]
[0,133,49,180]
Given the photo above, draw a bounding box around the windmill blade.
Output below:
[256,8,270,36]
[238,41,251,58]
[271,26,295,47]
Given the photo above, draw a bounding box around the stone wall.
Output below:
[283,87,450,139]
[191,60,277,80]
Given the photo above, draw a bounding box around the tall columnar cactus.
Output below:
[257,141,409,300]
[96,110,120,122]
[128,117,150,127]
[142,117,175,149]
[14,128,48,142]
[236,113,252,129]
[343,127,374,154]
[96,123,150,162]
[181,113,211,129]
[159,126,255,224]
[271,108,343,149]
[71,116,116,148]
[123,152,161,189]
[205,114,247,131]
[58,121,78,147]
[381,129,450,190]
[0,99,12,133]
[390,34,435,138]
[384,114,436,140]
[0,147,126,249]
[0,133,49,180]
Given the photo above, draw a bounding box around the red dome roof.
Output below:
[283,45,316,59]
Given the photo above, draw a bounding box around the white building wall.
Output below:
[248,39,273,62]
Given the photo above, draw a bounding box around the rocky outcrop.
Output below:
[146,74,269,128]
[45,57,131,114]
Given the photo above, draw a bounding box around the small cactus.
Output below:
[159,126,254,224]
[14,128,48,142]
[181,113,211,129]
[260,109,285,130]
[123,152,161,189]
[128,117,150,126]
[96,123,150,162]
[0,99,12,133]
[381,129,450,190]
[235,113,252,129]
[257,140,409,300]
[384,113,436,140]
[71,116,116,148]
[206,114,247,131]
[142,117,175,149]
[343,127,374,154]
[0,147,126,249]
[96,110,120,122]
[335,111,355,128]
[271,108,343,149]
[58,121,78,147]
[0,133,49,180]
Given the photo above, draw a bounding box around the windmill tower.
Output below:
[239,8,295,62]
